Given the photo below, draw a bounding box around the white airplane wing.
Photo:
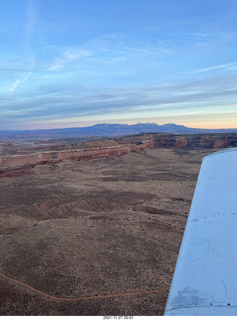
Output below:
[164,147,237,316]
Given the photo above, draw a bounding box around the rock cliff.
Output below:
[1,133,237,178]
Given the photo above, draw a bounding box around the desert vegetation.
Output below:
[0,133,236,315]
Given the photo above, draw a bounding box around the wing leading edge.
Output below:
[164,147,237,316]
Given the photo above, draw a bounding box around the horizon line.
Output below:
[1,122,237,132]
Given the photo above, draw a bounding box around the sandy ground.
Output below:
[0,147,215,315]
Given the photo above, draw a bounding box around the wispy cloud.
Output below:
[38,74,56,79]
[48,48,93,71]
[8,80,21,92]
[4,72,237,118]
[48,58,64,71]
[6,0,37,94]
[187,62,237,74]
[26,0,36,44]
[20,0,36,83]
[8,72,33,92]
[62,49,92,60]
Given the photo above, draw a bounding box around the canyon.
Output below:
[0,132,237,315]
[1,133,237,178]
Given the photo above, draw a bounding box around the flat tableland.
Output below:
[0,143,218,315]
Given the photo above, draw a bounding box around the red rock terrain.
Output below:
[0,140,155,177]
[0,133,237,316]
[0,146,205,315]
[1,133,237,178]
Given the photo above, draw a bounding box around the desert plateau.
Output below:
[1,133,237,315]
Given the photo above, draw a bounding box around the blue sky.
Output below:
[0,0,237,130]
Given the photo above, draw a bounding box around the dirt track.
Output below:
[0,146,216,315]
[0,271,169,301]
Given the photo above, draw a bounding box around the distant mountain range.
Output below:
[1,123,237,140]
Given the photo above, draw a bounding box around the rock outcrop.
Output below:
[154,133,237,149]
[1,133,237,178]
[0,140,155,177]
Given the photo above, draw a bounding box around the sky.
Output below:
[0,0,237,130]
